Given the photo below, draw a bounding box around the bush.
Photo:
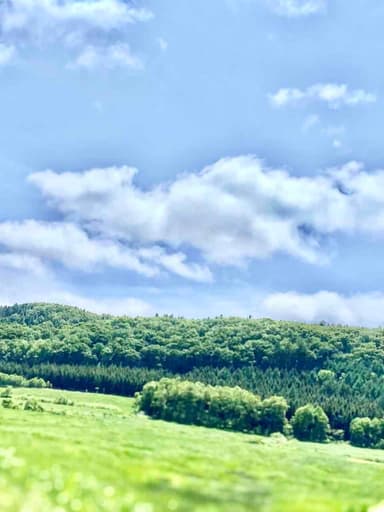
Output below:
[291,404,330,442]
[0,372,50,389]
[54,396,74,406]
[135,378,288,435]
[27,377,51,389]
[0,387,12,398]
[23,399,44,412]
[350,417,384,448]
[2,398,16,409]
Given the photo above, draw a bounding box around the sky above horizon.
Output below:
[1,0,384,325]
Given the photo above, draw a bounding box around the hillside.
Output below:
[0,386,383,512]
[0,303,384,435]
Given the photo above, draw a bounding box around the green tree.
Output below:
[291,404,330,442]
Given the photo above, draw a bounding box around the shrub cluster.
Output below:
[136,378,288,435]
[0,371,50,389]
[350,417,384,449]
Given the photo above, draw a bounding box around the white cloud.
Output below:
[28,157,384,268]
[138,247,213,283]
[30,159,326,265]
[0,0,152,38]
[0,219,155,275]
[270,83,376,108]
[0,0,152,68]
[69,44,143,70]
[267,0,326,17]
[0,219,212,282]
[261,291,384,327]
[0,44,16,66]
[0,253,48,276]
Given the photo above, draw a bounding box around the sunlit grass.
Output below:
[0,387,382,511]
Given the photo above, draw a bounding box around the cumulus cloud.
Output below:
[261,291,384,327]
[0,0,152,68]
[0,220,212,282]
[29,157,384,267]
[270,83,376,108]
[267,0,326,17]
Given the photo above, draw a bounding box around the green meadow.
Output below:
[0,387,383,512]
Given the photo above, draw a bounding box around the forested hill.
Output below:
[1,302,384,433]
[0,302,383,372]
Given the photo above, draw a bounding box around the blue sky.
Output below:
[1,0,384,325]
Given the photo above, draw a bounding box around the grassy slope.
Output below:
[0,388,383,512]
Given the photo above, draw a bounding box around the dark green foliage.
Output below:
[291,404,330,442]
[0,302,384,437]
[0,362,170,396]
[1,303,384,373]
[350,417,384,448]
[0,361,382,436]
[136,378,288,434]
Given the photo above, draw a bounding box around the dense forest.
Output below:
[0,302,384,435]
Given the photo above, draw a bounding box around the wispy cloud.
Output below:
[267,0,326,17]
[270,83,376,108]
[69,44,143,70]
[157,37,168,52]
[302,114,320,132]
[227,0,326,17]
[0,44,16,66]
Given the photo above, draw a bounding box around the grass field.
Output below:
[0,387,383,512]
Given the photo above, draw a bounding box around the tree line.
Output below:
[135,378,331,443]
[136,378,384,448]
[1,303,384,373]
